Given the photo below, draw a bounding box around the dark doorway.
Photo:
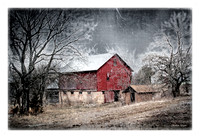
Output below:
[114,90,120,101]
[130,92,135,102]
[46,90,59,104]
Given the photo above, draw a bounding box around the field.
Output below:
[8,96,192,130]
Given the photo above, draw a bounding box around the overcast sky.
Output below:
[8,8,192,73]
[81,8,191,56]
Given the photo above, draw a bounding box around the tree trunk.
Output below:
[21,92,26,113]
[171,82,181,98]
[21,77,30,113]
[172,88,177,97]
[39,88,44,107]
[26,89,29,113]
[176,83,181,97]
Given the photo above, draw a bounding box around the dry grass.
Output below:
[8,96,192,130]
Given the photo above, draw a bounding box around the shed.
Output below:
[45,79,59,104]
[123,85,159,104]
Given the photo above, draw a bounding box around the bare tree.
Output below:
[145,11,192,97]
[8,9,96,113]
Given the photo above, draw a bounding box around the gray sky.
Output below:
[8,8,191,73]
[81,8,191,56]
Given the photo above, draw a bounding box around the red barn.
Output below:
[59,53,133,105]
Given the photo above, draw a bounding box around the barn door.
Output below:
[130,92,135,102]
[104,91,114,103]
[114,90,120,101]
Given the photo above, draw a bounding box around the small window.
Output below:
[102,91,105,94]
[87,91,91,94]
[114,59,117,66]
[71,91,74,94]
[107,73,110,81]
[79,91,82,94]
[107,77,109,81]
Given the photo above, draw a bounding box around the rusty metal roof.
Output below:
[130,85,159,93]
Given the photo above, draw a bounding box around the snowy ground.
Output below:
[8,96,192,130]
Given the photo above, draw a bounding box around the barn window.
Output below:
[71,91,74,94]
[114,59,117,66]
[79,91,82,94]
[107,73,110,81]
[87,91,91,94]
[102,91,105,94]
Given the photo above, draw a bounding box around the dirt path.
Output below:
[8,96,192,130]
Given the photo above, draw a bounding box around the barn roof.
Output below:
[60,53,133,73]
[46,80,59,89]
[130,85,158,93]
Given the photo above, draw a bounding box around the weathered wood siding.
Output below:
[104,91,114,103]
[59,71,97,90]
[135,93,153,103]
[125,92,131,105]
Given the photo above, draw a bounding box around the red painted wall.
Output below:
[59,71,97,90]
[97,55,132,91]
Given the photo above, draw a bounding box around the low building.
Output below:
[123,85,160,104]
[46,80,59,104]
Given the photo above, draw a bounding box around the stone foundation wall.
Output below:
[59,91,104,106]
